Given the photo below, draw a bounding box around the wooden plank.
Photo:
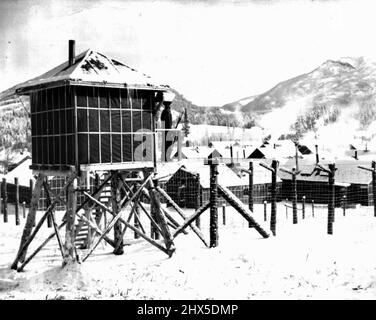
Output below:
[217,184,270,239]
[63,177,77,265]
[11,174,43,270]
[173,202,210,239]
[156,186,209,247]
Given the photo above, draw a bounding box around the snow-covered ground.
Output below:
[1,202,376,300]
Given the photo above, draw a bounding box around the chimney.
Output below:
[315,144,319,164]
[354,149,358,160]
[68,40,75,66]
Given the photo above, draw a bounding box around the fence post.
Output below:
[270,160,279,236]
[44,179,52,228]
[22,201,26,219]
[312,200,315,218]
[302,196,306,220]
[15,177,20,226]
[264,200,267,221]
[292,168,298,224]
[342,195,346,217]
[195,173,201,229]
[328,163,336,235]
[209,159,219,248]
[2,178,8,223]
[29,179,35,227]
[248,161,253,228]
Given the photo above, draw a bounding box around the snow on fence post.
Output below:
[2,178,8,223]
[342,195,346,217]
[264,200,267,221]
[312,200,315,218]
[302,196,306,220]
[222,205,226,225]
[15,177,20,226]
[208,158,219,248]
[195,173,201,229]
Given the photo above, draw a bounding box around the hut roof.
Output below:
[180,147,223,160]
[16,49,169,93]
[279,158,373,186]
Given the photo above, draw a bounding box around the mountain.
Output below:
[223,57,376,138]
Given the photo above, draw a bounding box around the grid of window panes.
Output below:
[30,85,75,166]
[30,85,156,167]
[75,86,154,164]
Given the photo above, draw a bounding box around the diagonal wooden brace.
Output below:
[156,186,209,247]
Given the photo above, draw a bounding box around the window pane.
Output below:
[101,134,111,163]
[78,134,88,164]
[99,87,109,108]
[111,110,121,132]
[76,86,88,107]
[77,109,88,132]
[122,134,132,162]
[112,134,121,162]
[109,88,120,108]
[89,109,99,132]
[100,110,110,132]
[89,134,100,163]
[121,110,131,132]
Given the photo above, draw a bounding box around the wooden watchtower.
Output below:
[11,40,178,270]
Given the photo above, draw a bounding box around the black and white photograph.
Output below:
[1,0,376,305]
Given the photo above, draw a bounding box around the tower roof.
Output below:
[16,49,169,93]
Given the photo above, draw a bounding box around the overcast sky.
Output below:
[1,0,376,106]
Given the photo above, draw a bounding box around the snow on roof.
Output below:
[16,50,169,92]
[175,162,245,188]
[2,158,34,187]
[180,147,222,160]
[280,158,373,185]
[154,161,182,182]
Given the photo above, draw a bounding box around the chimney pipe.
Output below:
[315,144,319,164]
[68,40,75,66]
[230,145,233,164]
[354,149,358,160]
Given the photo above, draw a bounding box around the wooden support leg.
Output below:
[11,174,43,270]
[148,179,175,251]
[63,177,77,266]
[112,173,124,255]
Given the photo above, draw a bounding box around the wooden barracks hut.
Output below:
[15,40,170,172]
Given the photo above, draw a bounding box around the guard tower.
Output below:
[11,41,179,270]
